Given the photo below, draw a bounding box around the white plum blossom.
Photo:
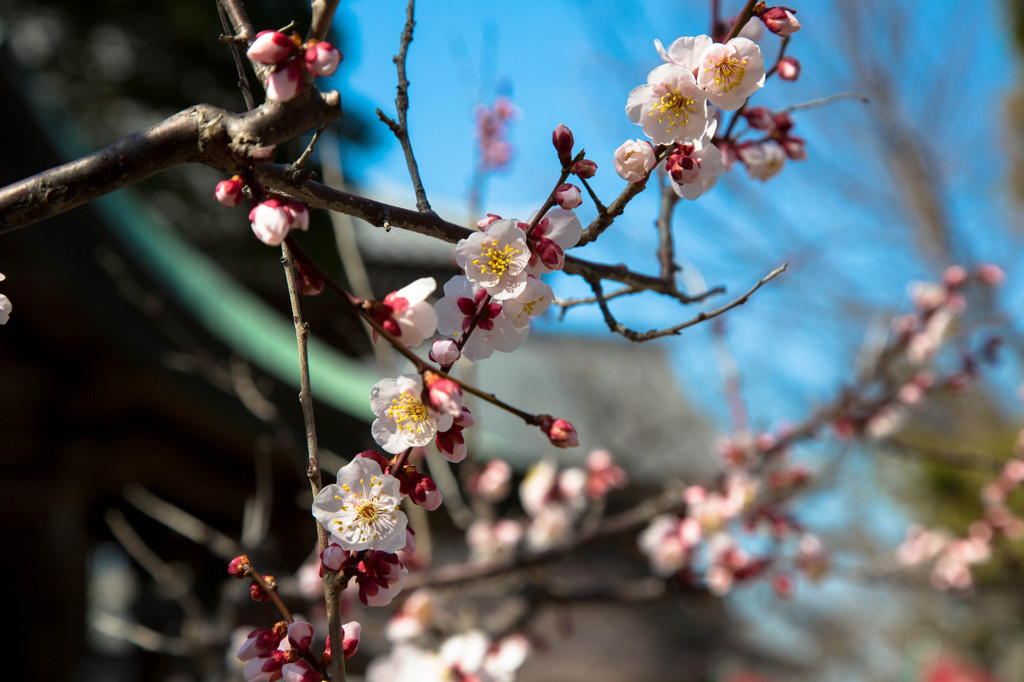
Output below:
[654,35,712,70]
[434,275,529,361]
[374,277,438,348]
[738,140,787,180]
[455,219,530,300]
[626,63,710,145]
[312,458,408,553]
[697,37,765,110]
[613,139,657,183]
[502,276,553,327]
[522,208,582,275]
[370,374,454,453]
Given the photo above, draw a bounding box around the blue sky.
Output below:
[328,0,1024,432]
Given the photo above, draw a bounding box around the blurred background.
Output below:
[2,0,1024,680]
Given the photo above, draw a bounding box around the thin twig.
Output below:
[217,0,256,110]
[588,264,788,342]
[655,171,680,281]
[376,0,432,212]
[307,0,342,43]
[105,509,205,621]
[123,484,242,560]
[279,243,326,529]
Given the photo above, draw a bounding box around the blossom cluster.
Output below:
[617,16,807,200]
[247,30,342,103]
[236,619,360,682]
[474,96,518,171]
[898,443,1024,591]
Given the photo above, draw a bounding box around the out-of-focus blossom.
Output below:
[737,140,786,180]
[215,176,244,207]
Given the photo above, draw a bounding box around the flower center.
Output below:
[386,392,430,434]
[649,87,697,134]
[336,478,400,544]
[706,55,747,93]
[473,240,520,277]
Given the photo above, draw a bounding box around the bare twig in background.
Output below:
[376,0,433,212]
[123,484,242,560]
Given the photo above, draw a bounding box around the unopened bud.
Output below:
[552,123,574,163]
[477,213,502,229]
[539,416,580,448]
[572,159,597,179]
[304,40,342,77]
[781,135,807,161]
[777,56,801,80]
[228,555,251,578]
[744,106,774,131]
[429,338,461,366]
[215,176,244,207]
[267,61,303,102]
[321,544,347,573]
[758,6,802,36]
[247,30,298,65]
[341,621,362,659]
[554,183,582,209]
[975,263,1005,287]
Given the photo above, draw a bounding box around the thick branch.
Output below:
[0,91,342,231]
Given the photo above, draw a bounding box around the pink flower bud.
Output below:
[249,199,292,246]
[943,265,968,289]
[777,56,801,81]
[411,474,443,511]
[341,621,361,659]
[425,374,463,417]
[975,263,1005,287]
[759,6,802,36]
[215,177,244,207]
[321,544,347,573]
[247,30,298,65]
[552,123,574,162]
[304,40,342,77]
[781,135,807,161]
[237,625,286,661]
[572,159,597,179]
[477,213,502,229]
[429,338,461,366]
[613,139,656,183]
[744,106,774,131]
[554,183,582,209]
[287,621,314,652]
[267,61,303,102]
[283,200,309,232]
[228,554,251,578]
[282,661,319,682]
[540,416,579,448]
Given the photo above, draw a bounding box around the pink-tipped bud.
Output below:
[554,183,582,209]
[540,416,580,448]
[744,105,775,131]
[267,61,303,102]
[236,625,286,661]
[425,373,463,417]
[552,123,574,163]
[781,135,807,161]
[249,575,276,602]
[975,263,1005,287]
[758,6,802,36]
[287,621,314,653]
[342,621,361,659]
[247,30,298,65]
[228,554,251,578]
[572,159,597,179]
[304,40,342,77]
[321,544,347,573]
[249,199,292,246]
[215,177,244,207]
[477,213,502,229]
[283,200,309,232]
[411,474,443,511]
[943,265,968,289]
[777,56,801,80]
[429,338,461,366]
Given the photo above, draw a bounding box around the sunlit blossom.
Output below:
[370,374,454,453]
[312,458,408,553]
